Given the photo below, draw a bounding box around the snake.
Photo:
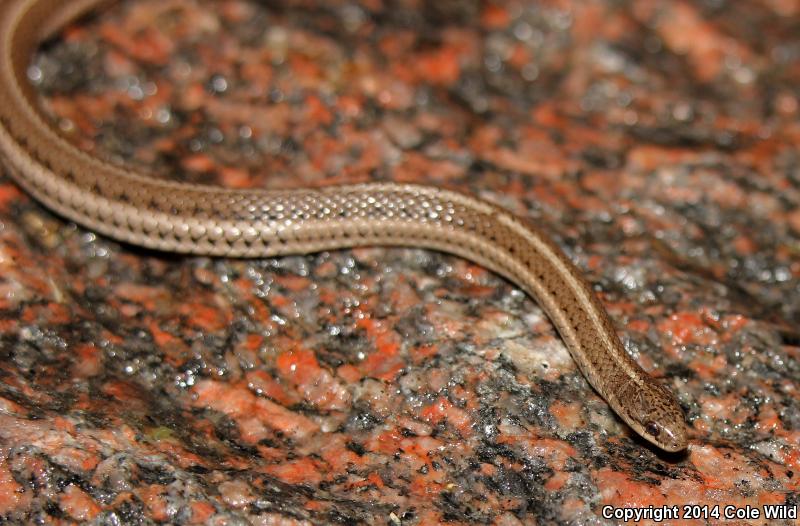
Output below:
[0,0,687,452]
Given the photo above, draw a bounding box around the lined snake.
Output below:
[0,0,687,452]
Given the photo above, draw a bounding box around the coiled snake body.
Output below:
[0,0,687,451]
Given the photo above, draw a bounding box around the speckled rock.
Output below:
[1,0,800,524]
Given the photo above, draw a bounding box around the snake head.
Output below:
[623,381,688,452]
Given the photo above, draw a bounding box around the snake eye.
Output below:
[644,421,660,438]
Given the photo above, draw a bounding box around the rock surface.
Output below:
[1,0,799,524]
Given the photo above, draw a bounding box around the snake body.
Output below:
[0,0,687,452]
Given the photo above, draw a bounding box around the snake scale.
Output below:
[0,0,687,451]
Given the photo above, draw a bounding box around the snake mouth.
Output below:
[640,419,688,452]
[662,432,689,453]
[659,437,688,453]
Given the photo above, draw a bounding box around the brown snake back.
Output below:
[0,0,687,451]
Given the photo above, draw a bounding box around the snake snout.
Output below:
[656,421,688,452]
